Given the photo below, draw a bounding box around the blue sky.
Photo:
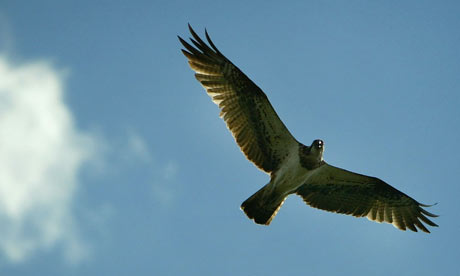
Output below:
[0,1,459,275]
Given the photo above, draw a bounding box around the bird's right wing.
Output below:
[179,25,298,173]
[296,163,438,233]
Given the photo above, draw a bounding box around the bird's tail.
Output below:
[241,184,286,225]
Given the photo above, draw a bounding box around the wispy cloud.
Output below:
[123,130,179,207]
[125,130,154,163]
[151,160,178,207]
[0,56,97,263]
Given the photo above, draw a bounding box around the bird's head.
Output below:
[310,139,324,161]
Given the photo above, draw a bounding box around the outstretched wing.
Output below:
[296,163,438,233]
[179,25,298,173]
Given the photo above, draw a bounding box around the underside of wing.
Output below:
[179,25,298,173]
[296,163,438,233]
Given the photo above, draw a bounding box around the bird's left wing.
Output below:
[296,163,438,233]
[179,25,298,174]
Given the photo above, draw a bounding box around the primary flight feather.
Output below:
[178,25,438,233]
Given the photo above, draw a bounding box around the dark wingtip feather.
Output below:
[421,208,439,218]
[178,35,195,53]
[178,35,188,48]
[419,202,438,208]
[419,225,430,233]
[180,49,192,59]
[419,213,439,227]
[205,28,222,55]
[188,24,201,44]
[418,202,439,218]
[416,203,439,231]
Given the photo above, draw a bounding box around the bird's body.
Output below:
[179,25,438,232]
[241,142,320,225]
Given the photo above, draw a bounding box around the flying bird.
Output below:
[178,25,438,233]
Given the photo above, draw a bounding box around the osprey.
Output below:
[178,25,438,233]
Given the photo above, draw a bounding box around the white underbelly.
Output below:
[271,153,314,196]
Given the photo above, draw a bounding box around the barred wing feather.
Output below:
[296,163,438,233]
[179,25,298,173]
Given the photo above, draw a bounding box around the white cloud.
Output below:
[0,56,96,263]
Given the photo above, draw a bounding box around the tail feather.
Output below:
[241,185,286,225]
